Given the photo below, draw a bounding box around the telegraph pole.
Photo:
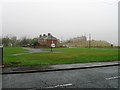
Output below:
[89,33,91,48]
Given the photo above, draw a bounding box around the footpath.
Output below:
[2,61,120,74]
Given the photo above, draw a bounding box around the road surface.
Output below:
[2,66,119,89]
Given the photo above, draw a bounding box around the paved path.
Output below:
[22,47,46,53]
[2,66,119,89]
[10,47,48,56]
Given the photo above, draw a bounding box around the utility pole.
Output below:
[89,33,91,48]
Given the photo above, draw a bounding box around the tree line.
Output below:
[1,35,39,47]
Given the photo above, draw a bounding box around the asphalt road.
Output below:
[2,66,119,89]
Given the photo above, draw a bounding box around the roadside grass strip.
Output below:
[3,47,119,67]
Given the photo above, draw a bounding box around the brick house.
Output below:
[38,33,60,48]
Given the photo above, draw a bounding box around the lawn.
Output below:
[3,47,119,67]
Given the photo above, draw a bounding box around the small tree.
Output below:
[33,41,39,48]
[19,37,30,46]
[10,36,17,47]
[2,36,11,46]
[31,38,39,48]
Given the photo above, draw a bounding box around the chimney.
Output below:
[43,34,46,36]
[39,35,42,37]
[48,33,51,36]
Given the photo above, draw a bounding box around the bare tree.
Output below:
[10,36,17,46]
[2,36,11,46]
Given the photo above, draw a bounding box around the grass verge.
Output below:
[3,47,119,67]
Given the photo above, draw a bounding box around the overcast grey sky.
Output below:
[1,0,119,45]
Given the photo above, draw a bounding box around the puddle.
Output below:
[10,47,62,56]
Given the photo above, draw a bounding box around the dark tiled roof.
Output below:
[39,35,57,40]
[39,36,47,40]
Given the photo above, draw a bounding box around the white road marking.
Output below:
[46,83,72,88]
[106,76,120,80]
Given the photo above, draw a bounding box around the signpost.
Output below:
[51,41,55,52]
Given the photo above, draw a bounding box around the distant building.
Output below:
[37,33,61,48]
[72,36,87,42]
[63,36,112,48]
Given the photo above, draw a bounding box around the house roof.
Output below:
[44,35,57,40]
[39,36,47,40]
[38,35,57,40]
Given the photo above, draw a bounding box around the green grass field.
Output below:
[3,47,119,67]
